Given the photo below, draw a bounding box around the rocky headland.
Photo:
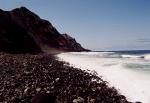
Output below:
[0,7,88,54]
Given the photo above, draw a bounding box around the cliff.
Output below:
[0,7,88,54]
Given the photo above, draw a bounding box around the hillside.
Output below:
[0,7,88,54]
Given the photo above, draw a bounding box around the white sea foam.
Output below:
[121,54,144,59]
[144,54,150,60]
[57,52,150,103]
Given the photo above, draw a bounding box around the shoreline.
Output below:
[57,52,147,103]
[0,52,129,103]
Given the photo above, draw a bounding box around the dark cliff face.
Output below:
[0,9,41,54]
[62,34,85,51]
[0,7,87,54]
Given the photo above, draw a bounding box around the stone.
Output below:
[36,88,41,92]
[55,78,60,81]
[24,87,29,94]
[73,97,84,103]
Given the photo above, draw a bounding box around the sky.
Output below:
[0,0,150,51]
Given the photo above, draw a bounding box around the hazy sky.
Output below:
[0,0,150,50]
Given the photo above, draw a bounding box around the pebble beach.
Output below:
[0,53,129,103]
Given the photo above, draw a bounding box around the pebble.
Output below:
[24,87,29,94]
[46,91,50,94]
[55,78,60,81]
[36,88,41,92]
[73,97,84,103]
[0,53,130,103]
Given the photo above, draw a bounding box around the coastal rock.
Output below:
[0,9,41,54]
[0,53,130,102]
[0,7,88,54]
[55,78,60,82]
[88,96,95,103]
[73,97,84,103]
[32,93,56,103]
[36,88,41,92]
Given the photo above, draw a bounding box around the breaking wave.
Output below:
[69,51,150,60]
[57,51,150,103]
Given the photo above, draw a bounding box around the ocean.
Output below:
[57,50,150,103]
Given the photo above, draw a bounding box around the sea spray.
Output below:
[57,51,150,103]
